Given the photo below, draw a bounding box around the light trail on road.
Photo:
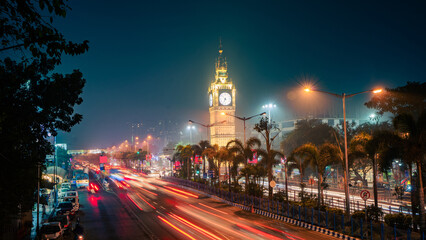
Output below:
[169,213,223,240]
[157,215,196,240]
[136,192,156,209]
[198,203,228,215]
[127,193,143,211]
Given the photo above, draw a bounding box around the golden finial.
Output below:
[219,38,223,54]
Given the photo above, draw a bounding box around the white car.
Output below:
[40,222,63,239]
[61,182,71,189]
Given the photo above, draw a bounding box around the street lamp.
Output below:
[262,104,277,123]
[221,112,266,143]
[186,125,196,143]
[304,87,383,213]
[188,120,226,141]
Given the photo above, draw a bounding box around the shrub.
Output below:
[326,207,344,215]
[365,204,383,221]
[273,190,287,202]
[352,210,366,219]
[384,213,412,229]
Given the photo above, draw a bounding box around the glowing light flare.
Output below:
[304,88,310,92]
[373,89,383,93]
[127,193,143,211]
[164,186,198,198]
[136,193,156,209]
[157,216,196,240]
[236,224,282,240]
[169,213,223,240]
[198,203,228,215]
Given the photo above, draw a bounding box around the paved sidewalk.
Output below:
[30,192,55,239]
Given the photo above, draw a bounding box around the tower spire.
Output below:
[219,38,223,54]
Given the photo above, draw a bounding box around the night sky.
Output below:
[56,0,426,149]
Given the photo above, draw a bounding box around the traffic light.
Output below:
[196,170,200,174]
[137,148,142,154]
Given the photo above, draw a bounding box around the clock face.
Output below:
[209,94,213,107]
[219,92,232,106]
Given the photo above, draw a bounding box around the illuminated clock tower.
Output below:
[208,42,236,146]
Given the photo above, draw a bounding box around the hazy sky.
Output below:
[55,0,426,149]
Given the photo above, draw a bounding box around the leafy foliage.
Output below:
[384,213,412,229]
[0,0,88,225]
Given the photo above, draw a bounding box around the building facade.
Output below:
[208,43,236,146]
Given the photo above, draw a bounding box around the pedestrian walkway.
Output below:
[30,192,55,239]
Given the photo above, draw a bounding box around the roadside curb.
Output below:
[176,183,360,240]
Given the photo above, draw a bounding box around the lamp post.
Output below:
[304,87,382,214]
[262,104,276,123]
[221,112,266,143]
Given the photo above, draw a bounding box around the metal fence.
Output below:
[167,177,426,240]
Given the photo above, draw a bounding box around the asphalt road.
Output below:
[76,170,340,240]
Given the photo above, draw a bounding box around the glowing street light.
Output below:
[221,112,266,143]
[262,104,277,123]
[304,86,383,213]
[186,125,196,143]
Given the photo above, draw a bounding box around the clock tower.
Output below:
[208,42,236,146]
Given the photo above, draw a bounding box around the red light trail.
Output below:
[157,215,195,240]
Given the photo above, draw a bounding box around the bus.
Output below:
[72,169,89,188]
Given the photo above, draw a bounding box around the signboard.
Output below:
[100,163,105,171]
[208,170,214,178]
[309,178,315,185]
[360,190,370,201]
[248,150,258,164]
[203,173,207,179]
[194,155,202,164]
[270,180,276,188]
[146,154,152,161]
[99,156,107,163]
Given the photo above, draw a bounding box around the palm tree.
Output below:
[202,144,219,186]
[216,147,232,190]
[393,112,426,230]
[254,117,281,199]
[226,137,262,193]
[175,144,193,180]
[292,143,340,207]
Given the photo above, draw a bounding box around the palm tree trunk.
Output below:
[318,173,322,208]
[218,162,221,188]
[373,154,378,208]
[417,161,425,230]
[187,158,190,180]
[285,162,289,202]
[228,161,231,193]
[343,166,350,214]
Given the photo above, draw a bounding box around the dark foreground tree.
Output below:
[0,0,88,227]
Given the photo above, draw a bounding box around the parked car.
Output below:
[59,190,78,200]
[49,215,70,230]
[40,222,63,239]
[63,196,79,211]
[56,202,75,216]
